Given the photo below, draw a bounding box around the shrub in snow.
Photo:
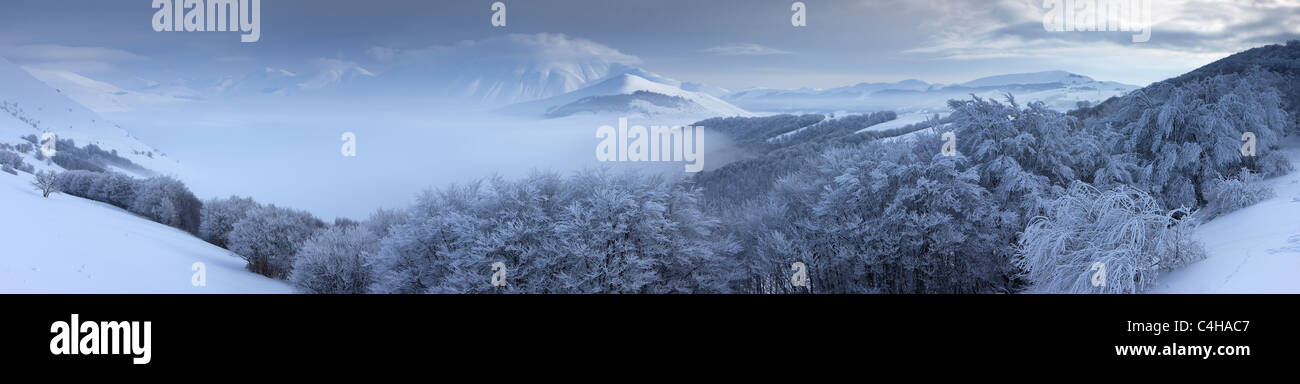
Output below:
[89,172,137,209]
[1017,182,1205,294]
[199,196,261,248]
[0,150,20,168]
[290,226,379,294]
[56,171,200,234]
[0,150,33,174]
[228,205,326,279]
[55,170,101,197]
[129,176,202,235]
[1202,168,1275,219]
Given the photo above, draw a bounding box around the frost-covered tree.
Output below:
[726,135,1015,294]
[369,186,482,294]
[290,226,379,293]
[369,170,738,294]
[56,170,100,197]
[945,95,1096,225]
[1100,68,1292,210]
[1017,182,1205,293]
[130,176,202,235]
[363,208,408,239]
[199,196,261,248]
[31,170,59,197]
[227,205,326,278]
[88,172,136,208]
[550,171,737,293]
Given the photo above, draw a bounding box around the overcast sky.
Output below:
[1,0,1297,97]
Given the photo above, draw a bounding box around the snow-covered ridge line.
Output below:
[0,56,182,178]
[502,73,752,118]
[766,115,829,143]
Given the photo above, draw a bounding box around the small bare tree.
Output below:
[32,170,59,198]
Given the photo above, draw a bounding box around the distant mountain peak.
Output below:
[501,72,751,118]
[958,70,1095,88]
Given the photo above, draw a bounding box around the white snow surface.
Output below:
[1152,137,1300,293]
[854,112,942,134]
[0,170,292,293]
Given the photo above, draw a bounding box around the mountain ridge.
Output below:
[0,56,182,178]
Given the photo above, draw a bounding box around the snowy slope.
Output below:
[854,111,943,134]
[0,170,292,293]
[502,73,752,118]
[1152,137,1300,293]
[0,56,182,177]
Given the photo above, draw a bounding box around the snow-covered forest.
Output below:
[5,41,1299,294]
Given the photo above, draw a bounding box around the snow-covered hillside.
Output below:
[1153,137,1300,293]
[502,73,752,118]
[0,170,292,293]
[0,56,181,177]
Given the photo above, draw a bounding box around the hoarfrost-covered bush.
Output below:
[736,140,1014,294]
[199,196,262,248]
[0,150,33,174]
[1202,168,1275,219]
[54,171,199,234]
[290,226,379,294]
[370,171,738,294]
[89,172,137,209]
[1017,182,1205,294]
[130,176,202,235]
[228,205,326,279]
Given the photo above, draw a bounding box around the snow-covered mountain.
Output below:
[955,70,1093,88]
[724,71,1139,113]
[353,34,673,108]
[680,82,732,98]
[0,56,181,177]
[726,79,934,101]
[501,73,753,118]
